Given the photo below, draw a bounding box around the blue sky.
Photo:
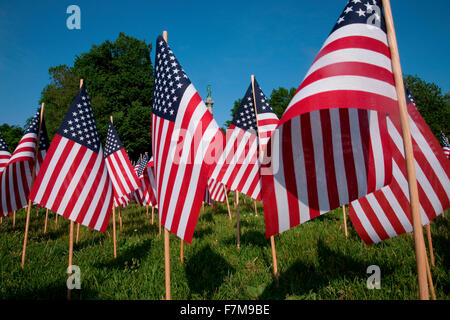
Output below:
[1,0,449,129]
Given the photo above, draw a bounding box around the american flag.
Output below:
[29,83,114,232]
[261,0,396,238]
[104,120,140,207]
[143,156,158,208]
[348,92,450,244]
[134,153,156,206]
[152,35,222,243]
[210,78,278,201]
[1,110,49,215]
[441,132,450,160]
[0,131,11,175]
[207,177,226,203]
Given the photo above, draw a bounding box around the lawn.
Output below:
[0,193,448,300]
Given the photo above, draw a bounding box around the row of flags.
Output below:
[0,0,449,251]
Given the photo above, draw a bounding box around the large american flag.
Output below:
[261,0,396,238]
[348,91,450,244]
[104,120,140,207]
[29,84,114,232]
[152,35,222,243]
[1,110,49,215]
[0,131,11,175]
[210,78,278,200]
[441,132,450,160]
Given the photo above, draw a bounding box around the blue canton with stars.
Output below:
[405,87,416,107]
[57,83,101,153]
[231,78,274,133]
[330,0,386,34]
[152,35,191,122]
[0,131,9,152]
[137,153,149,177]
[441,132,450,149]
[25,109,50,151]
[104,121,124,157]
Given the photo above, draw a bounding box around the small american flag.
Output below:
[143,156,158,208]
[104,120,140,207]
[207,177,226,203]
[348,91,450,244]
[261,0,395,238]
[133,153,155,206]
[1,109,49,215]
[0,131,11,175]
[441,132,450,160]
[210,78,278,201]
[152,35,222,243]
[29,83,114,232]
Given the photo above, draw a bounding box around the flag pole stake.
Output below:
[382,0,428,299]
[251,74,278,278]
[162,30,171,301]
[152,206,155,225]
[224,185,232,221]
[180,239,184,264]
[425,248,436,300]
[236,190,240,249]
[67,220,74,300]
[44,209,49,234]
[13,211,15,228]
[342,205,348,238]
[21,101,45,269]
[425,224,435,268]
[112,205,117,258]
[76,223,80,244]
[119,207,122,231]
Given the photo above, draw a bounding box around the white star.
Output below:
[352,0,361,3]
[365,2,373,12]
[337,17,345,24]
[344,6,353,14]
[356,8,366,16]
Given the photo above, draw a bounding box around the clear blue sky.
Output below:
[1,0,449,129]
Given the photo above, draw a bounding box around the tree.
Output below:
[268,87,296,119]
[40,32,154,161]
[404,75,450,140]
[225,98,242,128]
[0,124,24,153]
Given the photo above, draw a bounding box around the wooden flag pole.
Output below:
[146,205,149,217]
[162,30,171,301]
[44,209,49,234]
[76,223,80,244]
[119,206,123,231]
[36,206,39,217]
[236,190,240,249]
[382,0,429,299]
[110,116,117,259]
[425,224,435,268]
[13,211,16,228]
[342,205,348,238]
[112,205,117,258]
[21,102,45,269]
[253,199,258,216]
[425,251,436,300]
[224,185,232,221]
[152,206,155,225]
[250,74,278,278]
[180,239,184,264]
[55,210,58,226]
[68,78,84,300]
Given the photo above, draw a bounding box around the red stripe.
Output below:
[320,110,340,209]
[357,196,390,241]
[373,191,406,237]
[339,109,359,203]
[280,91,397,127]
[347,205,374,245]
[314,35,391,64]
[358,110,374,193]
[301,113,320,219]
[261,141,279,238]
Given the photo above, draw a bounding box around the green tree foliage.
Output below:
[0,124,24,153]
[225,98,242,128]
[40,32,154,161]
[404,75,450,139]
[268,87,296,119]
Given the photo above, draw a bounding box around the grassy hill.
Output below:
[0,193,448,300]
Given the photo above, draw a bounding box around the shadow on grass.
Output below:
[193,226,213,239]
[3,282,99,300]
[259,238,398,299]
[185,246,235,299]
[94,239,153,270]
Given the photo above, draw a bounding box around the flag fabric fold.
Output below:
[261,0,395,238]
[348,90,450,244]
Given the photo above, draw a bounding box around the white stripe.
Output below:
[286,76,397,113]
[106,157,123,199]
[382,186,413,234]
[366,193,398,239]
[272,126,291,232]
[330,109,349,205]
[369,111,385,189]
[321,23,388,50]
[230,136,258,192]
[221,131,252,187]
[290,117,310,224]
[210,128,241,180]
[306,48,393,80]
[349,109,368,198]
[94,172,113,231]
[117,150,139,191]
[311,110,330,212]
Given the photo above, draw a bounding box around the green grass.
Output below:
[0,194,448,300]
